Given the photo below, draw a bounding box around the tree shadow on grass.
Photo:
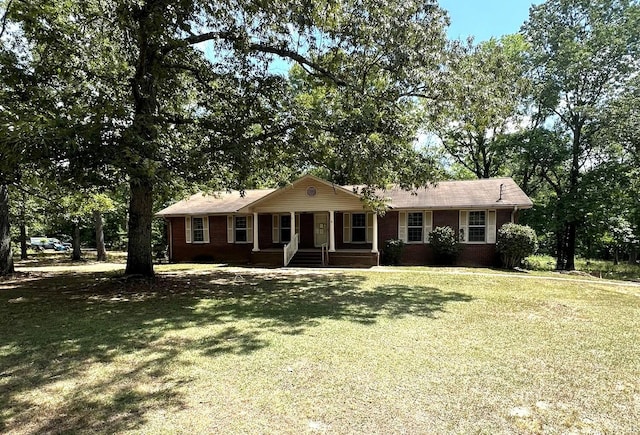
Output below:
[0,269,472,433]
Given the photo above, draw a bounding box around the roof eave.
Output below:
[389,203,533,210]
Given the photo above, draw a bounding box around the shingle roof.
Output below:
[371,177,532,209]
[156,189,275,216]
[155,177,532,216]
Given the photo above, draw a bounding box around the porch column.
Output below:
[372,213,378,253]
[252,212,259,251]
[329,210,336,252]
[290,211,295,241]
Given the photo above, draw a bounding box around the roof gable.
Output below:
[243,174,365,213]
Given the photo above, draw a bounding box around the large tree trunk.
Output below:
[125,179,154,276]
[565,221,576,270]
[72,222,82,261]
[0,184,14,276]
[94,210,107,261]
[555,224,567,270]
[562,123,582,271]
[20,222,27,260]
[122,5,161,278]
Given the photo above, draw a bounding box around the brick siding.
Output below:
[167,207,517,267]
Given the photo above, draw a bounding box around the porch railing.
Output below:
[283,233,299,266]
[320,243,328,266]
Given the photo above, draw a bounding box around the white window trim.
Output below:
[227,215,253,244]
[459,210,496,244]
[406,211,424,244]
[272,214,279,243]
[185,216,209,244]
[342,212,374,244]
[192,216,205,243]
[398,211,433,244]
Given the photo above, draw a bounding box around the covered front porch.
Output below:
[248,211,379,267]
[235,174,380,267]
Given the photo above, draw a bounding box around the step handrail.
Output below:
[283,233,299,266]
[320,243,328,266]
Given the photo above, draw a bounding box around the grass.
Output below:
[1,263,639,434]
[14,250,128,267]
[525,254,640,281]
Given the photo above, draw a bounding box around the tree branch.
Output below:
[169,30,349,87]
[247,42,348,86]
[10,180,66,213]
[0,0,13,39]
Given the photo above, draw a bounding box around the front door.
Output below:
[314,213,328,247]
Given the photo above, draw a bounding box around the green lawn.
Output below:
[1,264,639,434]
[525,254,640,281]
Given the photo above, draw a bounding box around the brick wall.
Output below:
[168,207,517,267]
[258,214,277,249]
[169,216,252,263]
[376,209,516,267]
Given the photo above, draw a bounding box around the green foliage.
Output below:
[524,255,640,281]
[600,217,637,263]
[3,0,450,276]
[290,65,443,189]
[521,0,640,270]
[429,34,530,179]
[522,254,557,271]
[382,239,405,265]
[429,226,461,264]
[496,223,538,269]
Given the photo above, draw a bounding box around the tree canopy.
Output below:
[1,0,450,276]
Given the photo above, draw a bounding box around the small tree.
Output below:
[602,217,637,265]
[429,226,462,265]
[496,223,538,269]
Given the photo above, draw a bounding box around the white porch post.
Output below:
[252,212,259,252]
[372,213,378,253]
[290,211,295,241]
[329,210,336,252]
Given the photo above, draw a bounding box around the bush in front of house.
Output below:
[429,226,462,265]
[383,239,405,265]
[496,223,538,269]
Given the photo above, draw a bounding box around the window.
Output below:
[351,213,366,242]
[235,216,247,242]
[186,216,209,244]
[468,211,486,242]
[192,217,204,242]
[228,215,252,244]
[280,214,291,243]
[407,212,423,242]
[399,211,432,244]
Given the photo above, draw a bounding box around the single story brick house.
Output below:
[156,174,532,267]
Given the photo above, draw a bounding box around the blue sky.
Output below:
[440,0,539,41]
